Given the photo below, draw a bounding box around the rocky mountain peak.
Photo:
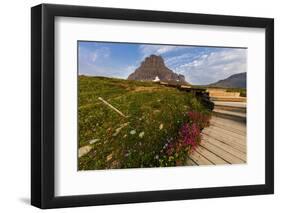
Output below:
[127,55,187,84]
[141,54,165,67]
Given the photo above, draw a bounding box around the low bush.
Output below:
[158,111,211,167]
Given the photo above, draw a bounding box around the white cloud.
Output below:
[90,47,110,63]
[173,49,247,85]
[91,53,98,62]
[139,45,188,58]
[125,65,137,73]
[156,46,178,54]
[165,53,194,67]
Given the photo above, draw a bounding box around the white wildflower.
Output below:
[130,130,136,135]
[139,131,145,138]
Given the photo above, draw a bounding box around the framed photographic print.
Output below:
[31,3,274,209]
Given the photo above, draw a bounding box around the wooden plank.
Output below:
[210,97,246,102]
[214,105,246,113]
[212,114,245,124]
[210,122,246,137]
[213,101,246,108]
[213,109,246,118]
[195,145,229,165]
[202,129,246,150]
[98,97,128,118]
[206,125,246,140]
[202,132,246,153]
[208,124,246,139]
[189,150,214,165]
[186,157,198,166]
[202,134,246,161]
[212,116,246,131]
[202,128,246,147]
[210,120,246,136]
[210,120,246,135]
[200,140,245,164]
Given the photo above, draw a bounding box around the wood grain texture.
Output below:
[189,113,246,166]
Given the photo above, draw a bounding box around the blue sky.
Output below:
[78,41,247,85]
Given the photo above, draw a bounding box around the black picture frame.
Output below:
[31,3,274,209]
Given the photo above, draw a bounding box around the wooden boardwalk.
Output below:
[187,110,247,166]
[158,84,247,166]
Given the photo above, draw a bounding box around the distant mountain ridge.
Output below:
[209,72,246,88]
[128,55,188,84]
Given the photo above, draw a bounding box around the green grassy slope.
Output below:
[78,76,208,170]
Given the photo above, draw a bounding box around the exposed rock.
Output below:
[89,139,100,144]
[78,145,92,158]
[128,55,188,84]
